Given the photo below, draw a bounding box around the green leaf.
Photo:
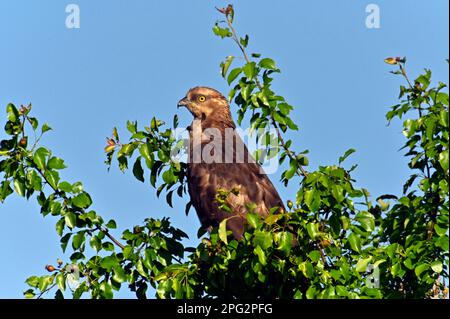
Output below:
[242,62,257,79]
[55,218,65,236]
[139,144,152,162]
[355,211,375,232]
[265,214,282,225]
[306,286,316,299]
[435,236,449,251]
[28,117,38,130]
[132,158,145,182]
[44,170,60,190]
[336,286,348,297]
[90,236,102,252]
[246,213,261,229]
[253,231,273,249]
[308,250,322,263]
[434,224,447,237]
[339,148,356,165]
[275,232,293,254]
[299,261,314,278]
[65,212,77,229]
[278,103,293,116]
[100,256,118,272]
[306,223,319,240]
[240,35,249,48]
[60,233,71,252]
[430,260,443,273]
[356,257,372,272]
[227,68,242,85]
[102,242,115,251]
[56,273,66,291]
[6,103,19,122]
[212,23,232,38]
[218,218,228,245]
[0,180,13,202]
[33,147,49,170]
[72,182,83,193]
[162,169,176,184]
[331,184,345,204]
[24,289,35,299]
[72,232,85,250]
[304,189,320,211]
[438,150,449,172]
[254,245,267,265]
[58,181,73,193]
[72,192,92,209]
[99,281,113,299]
[166,190,174,207]
[13,179,25,197]
[41,123,52,134]
[26,276,40,288]
[414,263,429,278]
[48,157,67,170]
[297,155,309,166]
[105,219,117,229]
[273,111,286,125]
[259,58,277,70]
[119,143,136,157]
[126,120,136,134]
[113,266,127,283]
[377,198,390,211]
[56,290,66,301]
[284,164,297,180]
[439,109,449,127]
[39,275,54,292]
[348,233,361,253]
[172,114,179,128]
[221,55,234,78]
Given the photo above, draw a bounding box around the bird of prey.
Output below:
[177,86,285,240]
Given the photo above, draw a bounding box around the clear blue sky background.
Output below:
[0,0,448,298]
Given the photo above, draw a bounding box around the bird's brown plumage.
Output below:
[178,86,284,239]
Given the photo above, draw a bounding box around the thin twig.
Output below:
[224,13,307,177]
[36,283,57,299]
[400,64,431,179]
[95,225,125,250]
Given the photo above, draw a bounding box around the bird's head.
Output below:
[177,86,230,120]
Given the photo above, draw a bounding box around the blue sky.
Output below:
[0,0,448,298]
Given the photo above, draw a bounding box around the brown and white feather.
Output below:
[179,86,285,239]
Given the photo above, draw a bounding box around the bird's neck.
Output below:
[193,110,235,132]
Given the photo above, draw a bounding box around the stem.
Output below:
[95,225,125,250]
[224,14,307,177]
[37,283,57,299]
[400,64,413,88]
[20,113,26,140]
[400,64,431,179]
[400,64,438,243]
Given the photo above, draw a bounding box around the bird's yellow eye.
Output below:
[197,95,206,102]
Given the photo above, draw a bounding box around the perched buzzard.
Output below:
[177,86,285,239]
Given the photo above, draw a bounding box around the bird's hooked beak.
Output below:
[177,96,190,109]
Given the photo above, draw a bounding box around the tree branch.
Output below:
[224,13,307,177]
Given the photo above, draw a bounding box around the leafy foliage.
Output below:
[1,5,448,299]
